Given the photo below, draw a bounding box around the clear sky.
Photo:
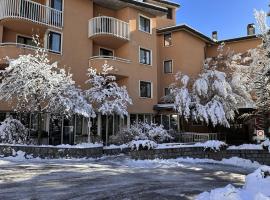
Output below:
[175,0,269,40]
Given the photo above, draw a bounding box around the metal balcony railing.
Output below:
[89,16,130,40]
[0,0,63,29]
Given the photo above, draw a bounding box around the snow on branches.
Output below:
[0,117,29,144]
[171,44,253,128]
[0,36,94,118]
[86,62,132,117]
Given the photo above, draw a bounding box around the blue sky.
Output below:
[175,0,269,40]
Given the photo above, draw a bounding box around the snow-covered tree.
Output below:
[0,117,29,144]
[86,62,132,117]
[85,62,132,145]
[0,36,94,143]
[249,10,270,119]
[171,44,253,128]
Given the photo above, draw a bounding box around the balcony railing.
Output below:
[90,55,131,63]
[0,0,63,29]
[89,16,130,40]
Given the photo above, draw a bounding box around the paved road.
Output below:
[0,156,252,200]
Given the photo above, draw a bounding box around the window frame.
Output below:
[164,87,171,96]
[139,80,152,99]
[163,59,173,74]
[138,14,152,34]
[47,30,62,54]
[167,8,173,19]
[99,47,114,57]
[139,47,152,66]
[164,32,172,47]
[16,34,36,47]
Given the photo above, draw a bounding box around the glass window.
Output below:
[170,114,178,131]
[0,113,6,122]
[75,116,83,136]
[140,81,152,98]
[48,31,61,53]
[164,33,172,46]
[144,114,151,124]
[162,115,170,130]
[154,115,161,125]
[167,8,173,19]
[17,36,36,47]
[164,88,171,96]
[140,48,151,65]
[130,114,137,125]
[139,15,151,33]
[138,114,144,123]
[51,0,62,11]
[164,60,173,73]
[100,48,113,57]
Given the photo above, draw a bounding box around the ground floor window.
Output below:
[154,114,180,131]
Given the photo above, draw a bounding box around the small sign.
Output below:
[256,130,265,140]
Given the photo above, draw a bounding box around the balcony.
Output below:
[89,55,131,78]
[88,16,130,48]
[0,0,63,29]
[0,43,60,65]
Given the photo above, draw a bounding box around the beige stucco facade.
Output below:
[0,0,264,144]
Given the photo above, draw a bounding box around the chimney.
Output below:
[247,23,255,36]
[212,31,218,41]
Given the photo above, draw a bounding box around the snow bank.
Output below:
[228,144,263,150]
[104,144,128,150]
[193,140,228,151]
[262,139,270,152]
[0,143,103,149]
[196,166,270,200]
[128,140,157,151]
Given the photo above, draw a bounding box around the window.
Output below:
[140,48,151,65]
[140,81,152,98]
[100,48,113,57]
[167,8,173,19]
[139,15,151,33]
[48,31,62,53]
[164,88,171,96]
[164,60,173,73]
[51,0,63,11]
[164,33,172,46]
[17,36,36,47]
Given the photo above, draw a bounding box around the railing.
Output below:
[0,0,63,29]
[179,132,226,143]
[90,55,131,63]
[89,16,130,40]
[0,42,62,55]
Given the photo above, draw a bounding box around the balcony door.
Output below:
[50,0,63,26]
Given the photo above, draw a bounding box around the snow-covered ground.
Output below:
[0,154,262,200]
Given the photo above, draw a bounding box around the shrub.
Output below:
[128,140,157,151]
[262,139,270,152]
[109,122,173,145]
[0,117,29,144]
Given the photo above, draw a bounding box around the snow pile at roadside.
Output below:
[56,143,103,148]
[193,140,227,151]
[228,144,263,150]
[196,166,270,200]
[119,156,261,170]
[128,140,157,151]
[0,143,103,149]
[104,144,128,150]
[262,139,270,152]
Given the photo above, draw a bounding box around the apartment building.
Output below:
[0,0,262,145]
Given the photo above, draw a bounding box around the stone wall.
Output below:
[0,145,103,159]
[130,147,270,165]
